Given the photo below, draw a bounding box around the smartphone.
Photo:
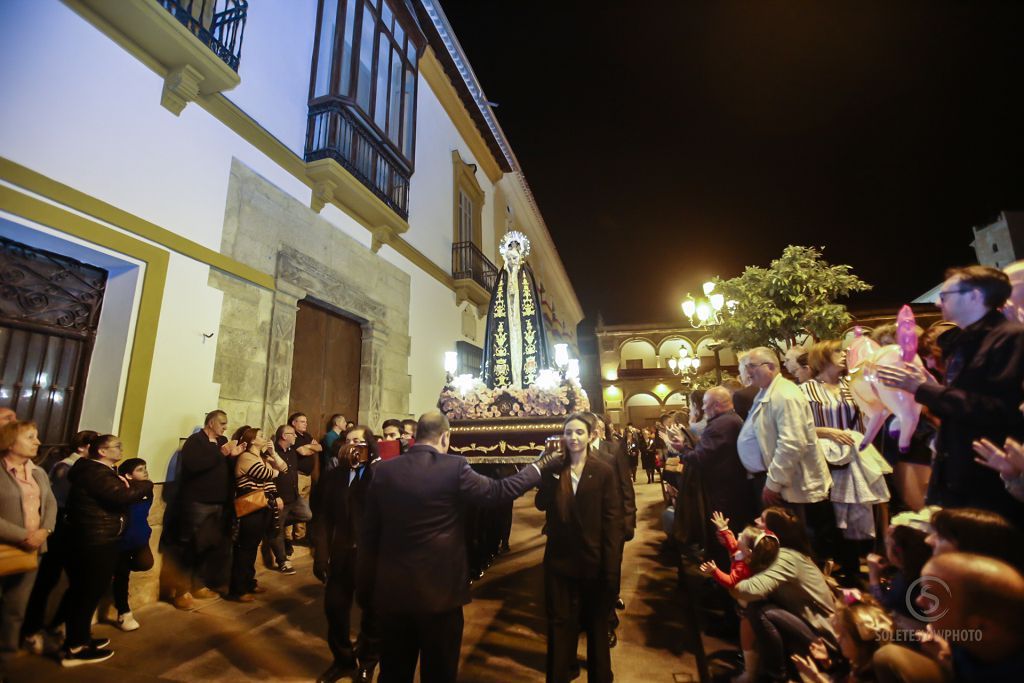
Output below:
[545,435,564,454]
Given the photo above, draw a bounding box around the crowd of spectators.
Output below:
[0,407,428,681]
[654,262,1024,682]
[3,260,1024,682]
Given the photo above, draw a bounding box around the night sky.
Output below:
[440,1,1024,325]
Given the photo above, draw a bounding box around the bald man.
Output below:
[675,387,757,563]
[0,408,15,427]
[874,552,1024,682]
[1003,260,1024,323]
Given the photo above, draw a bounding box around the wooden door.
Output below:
[288,299,362,437]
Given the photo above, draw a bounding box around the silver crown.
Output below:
[499,230,531,259]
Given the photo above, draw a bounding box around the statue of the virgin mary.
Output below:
[480,231,551,389]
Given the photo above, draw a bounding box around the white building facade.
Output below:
[0,1,581,491]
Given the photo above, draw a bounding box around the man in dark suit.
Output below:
[356,411,563,683]
[673,387,756,566]
[312,429,378,683]
[589,414,636,648]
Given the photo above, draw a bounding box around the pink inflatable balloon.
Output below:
[846,334,887,449]
[863,344,924,453]
[897,305,918,364]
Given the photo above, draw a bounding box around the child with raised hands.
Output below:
[699,511,782,682]
[698,510,780,588]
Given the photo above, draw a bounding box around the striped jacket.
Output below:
[234,450,287,498]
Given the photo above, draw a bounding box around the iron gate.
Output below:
[0,236,107,452]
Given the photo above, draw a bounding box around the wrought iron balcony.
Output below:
[305,101,411,219]
[157,0,248,71]
[453,241,497,293]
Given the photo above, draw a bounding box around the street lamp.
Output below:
[681,280,735,329]
[444,350,458,384]
[667,347,701,379]
[554,343,570,370]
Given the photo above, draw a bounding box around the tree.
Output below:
[711,245,871,355]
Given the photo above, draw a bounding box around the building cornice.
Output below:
[418,0,516,174]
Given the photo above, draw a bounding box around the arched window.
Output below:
[625,393,660,408]
[658,336,695,362]
[665,392,687,406]
[619,339,657,369]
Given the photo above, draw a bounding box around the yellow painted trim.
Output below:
[0,185,167,459]
[389,238,454,288]
[62,3,464,293]
[0,157,275,291]
[198,95,308,180]
[421,48,504,184]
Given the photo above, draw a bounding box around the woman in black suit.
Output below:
[536,413,624,683]
[639,427,657,484]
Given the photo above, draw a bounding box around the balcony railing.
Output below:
[157,0,248,71]
[305,101,411,219]
[453,241,497,293]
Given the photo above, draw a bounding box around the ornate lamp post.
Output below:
[680,280,736,383]
[667,347,701,382]
[681,281,734,329]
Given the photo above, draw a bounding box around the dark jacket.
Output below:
[66,458,153,546]
[679,410,756,529]
[593,438,637,537]
[312,461,373,574]
[536,455,623,582]
[640,437,657,470]
[733,385,760,421]
[914,310,1024,524]
[179,430,230,504]
[274,443,315,504]
[357,443,541,615]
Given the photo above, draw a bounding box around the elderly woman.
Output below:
[65,433,152,666]
[801,340,890,585]
[0,420,56,669]
[228,426,287,602]
[22,429,97,652]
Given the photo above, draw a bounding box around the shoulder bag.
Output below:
[0,543,38,576]
[233,489,268,518]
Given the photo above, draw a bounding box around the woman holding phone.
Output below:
[228,427,287,602]
[536,413,624,683]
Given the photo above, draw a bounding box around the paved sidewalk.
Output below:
[8,482,728,682]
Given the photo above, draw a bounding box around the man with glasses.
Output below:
[736,347,834,558]
[879,265,1024,525]
[263,424,314,574]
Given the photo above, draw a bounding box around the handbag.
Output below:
[233,489,269,518]
[0,542,38,577]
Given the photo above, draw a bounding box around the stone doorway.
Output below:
[288,299,362,437]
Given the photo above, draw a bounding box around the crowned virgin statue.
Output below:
[480,231,551,389]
